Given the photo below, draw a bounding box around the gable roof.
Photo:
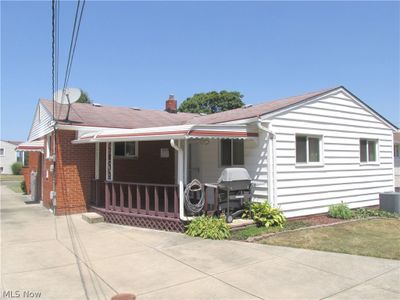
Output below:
[185,87,336,125]
[35,86,397,134]
[40,100,198,129]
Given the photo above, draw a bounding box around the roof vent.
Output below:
[92,103,102,107]
[243,104,253,109]
[200,113,207,116]
[130,107,141,111]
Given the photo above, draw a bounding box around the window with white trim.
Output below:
[114,142,138,158]
[360,139,377,162]
[0,148,4,156]
[220,139,244,166]
[295,135,321,163]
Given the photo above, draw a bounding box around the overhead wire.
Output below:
[62,0,86,120]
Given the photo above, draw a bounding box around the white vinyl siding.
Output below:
[271,91,394,217]
[188,130,269,200]
[28,103,53,141]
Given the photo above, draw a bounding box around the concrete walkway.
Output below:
[1,184,399,300]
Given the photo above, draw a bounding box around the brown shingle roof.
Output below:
[40,100,198,129]
[40,87,338,129]
[185,87,337,124]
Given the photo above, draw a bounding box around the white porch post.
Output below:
[95,142,99,180]
[170,139,188,220]
[105,142,114,181]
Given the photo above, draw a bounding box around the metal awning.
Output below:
[72,124,258,144]
[15,140,44,152]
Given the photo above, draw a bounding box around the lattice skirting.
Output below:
[90,207,184,232]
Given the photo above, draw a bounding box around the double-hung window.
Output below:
[296,135,322,164]
[360,139,377,163]
[220,139,244,166]
[114,141,138,158]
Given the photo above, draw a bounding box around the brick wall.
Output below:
[22,152,42,195]
[111,141,175,184]
[55,130,95,215]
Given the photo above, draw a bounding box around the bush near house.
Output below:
[185,215,231,240]
[20,181,26,194]
[11,162,23,175]
[243,201,286,228]
[328,202,353,219]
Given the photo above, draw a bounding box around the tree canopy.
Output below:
[76,89,91,104]
[178,90,244,114]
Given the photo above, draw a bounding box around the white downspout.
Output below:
[257,119,277,207]
[170,139,192,221]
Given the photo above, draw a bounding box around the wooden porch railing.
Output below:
[90,180,220,219]
[98,181,180,218]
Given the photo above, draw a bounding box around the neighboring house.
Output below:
[21,86,397,231]
[394,131,400,192]
[0,140,23,174]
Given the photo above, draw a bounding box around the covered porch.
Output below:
[73,124,259,231]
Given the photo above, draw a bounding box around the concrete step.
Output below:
[82,212,104,224]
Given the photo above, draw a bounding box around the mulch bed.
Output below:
[294,214,347,226]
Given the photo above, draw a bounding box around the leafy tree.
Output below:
[178,90,244,114]
[76,89,91,104]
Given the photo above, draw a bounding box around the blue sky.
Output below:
[1,1,399,140]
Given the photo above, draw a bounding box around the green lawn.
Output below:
[1,180,23,193]
[260,219,400,260]
[0,174,24,181]
[231,221,311,240]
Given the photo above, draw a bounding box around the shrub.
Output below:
[328,202,353,219]
[354,208,399,219]
[11,162,23,175]
[243,202,286,228]
[185,216,231,240]
[20,181,26,194]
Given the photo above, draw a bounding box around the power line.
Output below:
[62,0,86,93]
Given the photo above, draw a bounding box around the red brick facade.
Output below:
[42,130,95,215]
[39,131,175,215]
[112,141,175,184]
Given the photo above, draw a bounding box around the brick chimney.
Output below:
[165,94,177,113]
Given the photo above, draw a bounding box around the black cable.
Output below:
[62,0,86,121]
[51,0,56,120]
[64,0,86,90]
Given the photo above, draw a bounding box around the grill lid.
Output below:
[217,168,252,183]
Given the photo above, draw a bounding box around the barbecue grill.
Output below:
[217,168,252,223]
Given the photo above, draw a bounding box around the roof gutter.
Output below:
[170,139,193,221]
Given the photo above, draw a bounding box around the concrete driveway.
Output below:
[1,184,399,300]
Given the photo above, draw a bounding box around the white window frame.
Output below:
[295,134,324,167]
[113,141,139,158]
[360,138,379,165]
[0,148,4,157]
[219,139,245,167]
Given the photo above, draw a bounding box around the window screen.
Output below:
[308,137,320,162]
[368,140,376,162]
[296,136,307,163]
[232,140,244,165]
[221,139,232,166]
